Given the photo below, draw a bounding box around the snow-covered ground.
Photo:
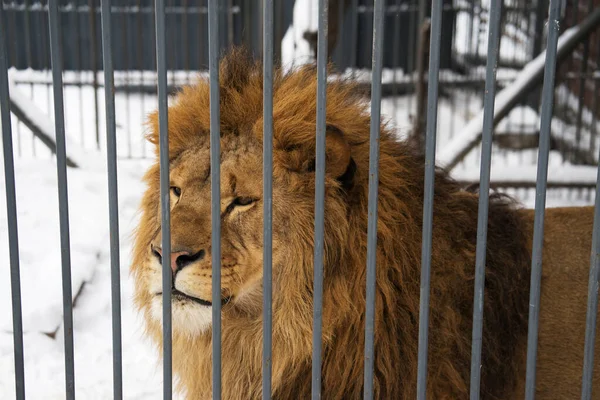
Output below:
[1,2,598,399]
[0,157,170,400]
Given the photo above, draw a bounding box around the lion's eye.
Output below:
[170,186,181,197]
[224,197,256,215]
[232,197,255,207]
[223,197,254,214]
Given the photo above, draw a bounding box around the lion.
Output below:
[130,48,599,399]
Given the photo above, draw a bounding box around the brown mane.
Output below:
[133,47,535,399]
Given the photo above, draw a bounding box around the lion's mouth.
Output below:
[155,289,231,307]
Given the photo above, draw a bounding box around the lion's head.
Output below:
[131,49,368,339]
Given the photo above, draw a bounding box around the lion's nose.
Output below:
[152,246,206,274]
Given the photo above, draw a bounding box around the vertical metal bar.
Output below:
[16,111,22,158]
[23,0,33,69]
[363,1,385,399]
[75,0,85,147]
[151,1,157,73]
[465,0,476,122]
[243,0,252,50]
[100,1,123,399]
[581,137,600,400]
[391,0,401,106]
[227,0,234,45]
[120,3,132,159]
[569,0,580,72]
[197,0,205,69]
[416,0,443,398]
[468,0,502,397]
[218,0,227,50]
[34,0,45,71]
[574,0,593,157]
[6,2,17,67]
[154,0,172,398]
[448,8,458,140]
[524,1,561,398]
[273,0,283,63]
[182,0,190,83]
[532,0,547,57]
[589,37,600,154]
[335,0,343,60]
[48,1,76,398]
[406,0,417,118]
[348,0,358,77]
[63,0,83,73]
[4,1,18,155]
[136,0,146,158]
[262,1,274,398]
[88,0,100,150]
[0,3,25,399]
[472,0,483,68]
[257,0,263,59]
[312,0,328,398]
[167,0,175,87]
[208,0,222,398]
[41,0,51,115]
[24,0,39,156]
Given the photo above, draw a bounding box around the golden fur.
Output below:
[130,48,599,399]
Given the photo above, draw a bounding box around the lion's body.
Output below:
[130,48,598,399]
[517,206,600,399]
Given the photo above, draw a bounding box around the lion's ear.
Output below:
[283,124,355,188]
[320,125,352,180]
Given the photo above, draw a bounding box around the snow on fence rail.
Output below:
[453,164,600,189]
[6,77,90,169]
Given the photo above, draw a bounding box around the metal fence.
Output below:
[1,0,600,400]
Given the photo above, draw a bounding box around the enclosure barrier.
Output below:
[1,1,600,400]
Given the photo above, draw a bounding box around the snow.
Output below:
[0,154,175,399]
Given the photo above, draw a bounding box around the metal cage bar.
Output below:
[416,0,444,398]
[0,3,25,399]
[262,0,274,399]
[154,0,173,398]
[468,0,503,397]
[48,1,76,398]
[208,1,222,398]
[100,1,123,399]
[524,0,562,398]
[312,0,328,398]
[348,0,358,79]
[363,0,386,399]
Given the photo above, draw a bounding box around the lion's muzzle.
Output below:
[151,244,206,274]
[154,289,231,307]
